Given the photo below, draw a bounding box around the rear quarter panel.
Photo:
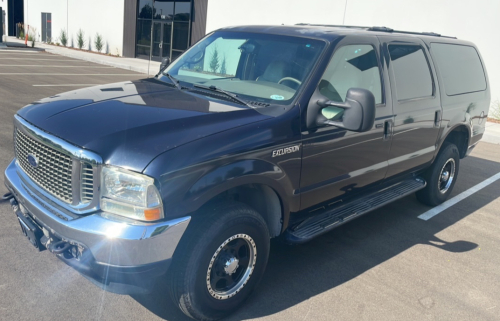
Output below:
[425,38,490,155]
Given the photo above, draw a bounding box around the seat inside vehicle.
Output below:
[257,61,290,83]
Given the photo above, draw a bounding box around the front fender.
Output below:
[187,159,290,210]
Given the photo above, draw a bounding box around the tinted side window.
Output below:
[431,43,486,95]
[389,45,433,100]
[319,45,382,104]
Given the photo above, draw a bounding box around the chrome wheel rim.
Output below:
[206,234,257,300]
[438,158,455,194]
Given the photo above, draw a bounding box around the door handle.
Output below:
[375,123,384,129]
[434,110,442,127]
[159,42,163,49]
[383,120,393,140]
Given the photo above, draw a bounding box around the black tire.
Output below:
[168,201,270,321]
[417,142,460,206]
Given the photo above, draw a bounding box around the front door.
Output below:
[152,21,173,61]
[379,36,442,178]
[300,36,393,210]
[41,12,51,43]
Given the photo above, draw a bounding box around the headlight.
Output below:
[100,166,164,221]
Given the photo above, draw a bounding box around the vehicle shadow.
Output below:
[132,155,499,320]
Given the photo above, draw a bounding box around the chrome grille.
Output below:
[15,128,73,203]
[81,163,94,203]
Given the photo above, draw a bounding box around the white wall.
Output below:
[24,0,125,55]
[1,0,8,39]
[206,0,500,107]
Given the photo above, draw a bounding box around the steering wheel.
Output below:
[278,77,302,86]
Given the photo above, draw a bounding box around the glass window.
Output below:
[389,45,433,100]
[153,1,174,20]
[163,31,326,105]
[319,45,382,104]
[174,1,191,21]
[136,19,152,46]
[138,0,153,19]
[172,21,189,50]
[136,45,151,56]
[431,43,486,95]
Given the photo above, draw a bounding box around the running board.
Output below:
[285,178,426,244]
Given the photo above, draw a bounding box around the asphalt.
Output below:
[1,50,500,321]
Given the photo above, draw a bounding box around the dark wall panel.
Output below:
[123,0,138,58]
[190,0,208,46]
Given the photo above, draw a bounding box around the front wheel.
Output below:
[417,142,460,206]
[168,202,270,320]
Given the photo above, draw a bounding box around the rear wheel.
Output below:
[417,143,460,206]
[168,202,270,320]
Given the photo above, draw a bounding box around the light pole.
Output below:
[148,0,155,77]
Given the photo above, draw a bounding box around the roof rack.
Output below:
[295,23,456,39]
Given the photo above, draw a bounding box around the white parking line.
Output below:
[33,84,101,87]
[0,58,81,61]
[0,50,47,53]
[0,65,115,68]
[418,172,500,221]
[0,73,140,75]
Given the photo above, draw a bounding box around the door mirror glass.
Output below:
[321,106,344,120]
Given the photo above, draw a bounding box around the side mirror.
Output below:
[159,57,171,73]
[312,88,376,132]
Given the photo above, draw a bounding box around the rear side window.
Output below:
[388,45,433,100]
[431,43,486,95]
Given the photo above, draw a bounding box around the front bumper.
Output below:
[4,159,190,284]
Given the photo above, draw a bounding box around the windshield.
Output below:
[160,31,326,106]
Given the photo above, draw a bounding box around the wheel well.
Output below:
[442,126,469,158]
[201,184,283,238]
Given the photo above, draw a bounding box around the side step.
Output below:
[285,178,426,244]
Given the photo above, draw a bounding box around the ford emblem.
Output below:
[27,154,39,168]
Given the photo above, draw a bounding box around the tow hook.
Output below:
[48,240,72,254]
[1,192,14,203]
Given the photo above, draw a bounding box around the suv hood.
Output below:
[17,79,270,171]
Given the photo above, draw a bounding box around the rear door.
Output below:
[300,35,393,210]
[379,36,442,178]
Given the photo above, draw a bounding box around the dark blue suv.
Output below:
[4,25,490,320]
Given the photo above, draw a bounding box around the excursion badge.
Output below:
[272,145,300,157]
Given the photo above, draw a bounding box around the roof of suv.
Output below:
[217,24,462,44]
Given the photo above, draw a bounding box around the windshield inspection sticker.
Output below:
[270,94,285,100]
[272,145,300,157]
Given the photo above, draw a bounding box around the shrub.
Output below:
[28,27,37,48]
[60,29,68,47]
[76,29,86,50]
[94,33,104,53]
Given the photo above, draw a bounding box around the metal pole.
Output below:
[148,0,155,77]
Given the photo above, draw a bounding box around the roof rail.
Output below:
[296,23,456,39]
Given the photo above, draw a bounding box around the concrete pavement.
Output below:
[483,121,500,145]
[5,36,161,76]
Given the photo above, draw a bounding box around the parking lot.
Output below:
[0,49,499,321]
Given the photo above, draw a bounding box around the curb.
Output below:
[43,47,159,75]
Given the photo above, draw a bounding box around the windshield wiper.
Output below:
[165,73,181,90]
[193,84,252,108]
